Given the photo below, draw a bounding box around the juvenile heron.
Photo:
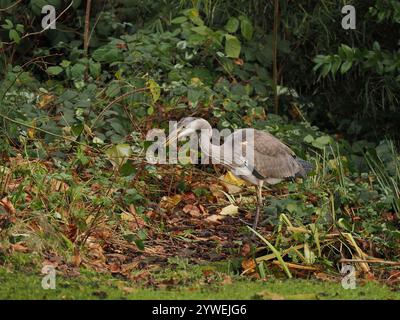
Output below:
[166,117,313,229]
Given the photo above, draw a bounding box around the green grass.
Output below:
[0,267,399,300]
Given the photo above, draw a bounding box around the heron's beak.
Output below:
[164,128,181,147]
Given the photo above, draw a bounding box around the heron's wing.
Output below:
[246,130,303,180]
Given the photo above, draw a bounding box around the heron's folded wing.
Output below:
[250,130,302,179]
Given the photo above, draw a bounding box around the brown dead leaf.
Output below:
[198,204,208,215]
[109,262,122,273]
[145,210,157,219]
[11,243,28,253]
[37,94,55,109]
[72,251,82,267]
[234,58,244,66]
[182,193,196,201]
[221,275,232,285]
[0,197,16,215]
[241,243,251,257]
[209,183,225,200]
[121,261,140,273]
[242,258,256,273]
[183,204,201,217]
[50,179,69,192]
[206,214,225,223]
[160,194,182,209]
[219,172,245,194]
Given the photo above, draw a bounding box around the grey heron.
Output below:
[166,117,313,230]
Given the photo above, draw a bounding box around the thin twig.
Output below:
[339,259,400,266]
[0,0,21,12]
[90,88,148,129]
[1,1,74,45]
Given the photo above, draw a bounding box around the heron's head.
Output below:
[165,117,203,146]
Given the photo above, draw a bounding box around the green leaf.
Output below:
[147,79,160,103]
[240,18,254,40]
[248,226,292,279]
[106,144,132,167]
[15,24,24,33]
[303,135,314,144]
[92,47,123,63]
[340,60,353,74]
[340,44,354,58]
[9,29,20,43]
[89,60,101,77]
[186,8,204,26]
[1,19,13,30]
[171,16,187,24]
[225,17,239,33]
[70,63,86,79]
[120,160,137,177]
[312,135,332,149]
[134,239,145,250]
[224,34,241,58]
[47,66,63,75]
[315,135,332,145]
[191,25,210,36]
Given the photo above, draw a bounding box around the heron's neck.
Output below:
[197,120,222,160]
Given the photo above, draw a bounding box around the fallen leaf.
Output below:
[242,258,256,273]
[37,94,55,109]
[206,214,225,223]
[72,251,82,267]
[121,212,134,221]
[160,194,182,209]
[11,243,28,253]
[241,243,251,257]
[183,204,201,217]
[219,171,245,194]
[0,197,16,215]
[220,204,239,217]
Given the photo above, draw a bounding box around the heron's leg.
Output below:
[252,182,263,231]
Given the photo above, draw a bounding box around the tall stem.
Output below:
[84,0,92,57]
[272,0,280,114]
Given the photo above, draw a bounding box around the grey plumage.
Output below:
[167,117,313,230]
